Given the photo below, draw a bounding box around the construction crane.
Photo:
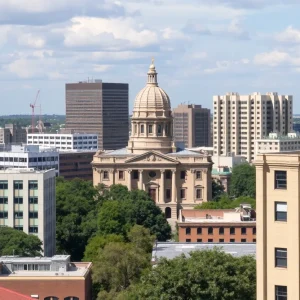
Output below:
[30,90,40,134]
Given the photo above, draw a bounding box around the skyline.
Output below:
[1,1,300,114]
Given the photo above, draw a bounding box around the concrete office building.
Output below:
[0,255,92,300]
[0,168,56,256]
[65,80,129,150]
[255,152,300,300]
[0,145,59,175]
[92,60,212,224]
[213,92,293,162]
[27,133,98,151]
[0,124,27,145]
[173,104,211,148]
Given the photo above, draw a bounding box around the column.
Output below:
[128,170,132,191]
[191,169,195,202]
[153,123,157,136]
[162,123,166,137]
[110,169,115,185]
[139,170,143,190]
[137,122,140,135]
[171,169,177,203]
[160,170,165,203]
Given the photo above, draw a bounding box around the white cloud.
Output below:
[275,26,300,43]
[253,50,290,66]
[93,65,112,72]
[161,28,188,40]
[17,33,46,48]
[63,17,158,49]
[204,59,249,74]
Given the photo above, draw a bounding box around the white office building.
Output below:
[0,145,59,175]
[255,132,300,157]
[27,133,98,151]
[0,168,56,256]
[213,92,293,162]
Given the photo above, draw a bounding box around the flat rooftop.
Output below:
[0,168,55,174]
[152,242,256,261]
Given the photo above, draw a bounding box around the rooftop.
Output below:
[152,242,256,261]
[0,168,55,174]
[0,286,34,300]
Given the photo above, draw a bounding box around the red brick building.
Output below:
[178,206,256,243]
[0,287,35,300]
[0,255,92,300]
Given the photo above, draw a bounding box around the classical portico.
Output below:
[92,60,212,223]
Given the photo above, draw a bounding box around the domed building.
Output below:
[92,60,212,222]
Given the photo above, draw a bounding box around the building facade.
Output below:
[0,145,59,175]
[65,81,129,150]
[255,152,300,300]
[0,124,27,145]
[59,150,95,181]
[178,207,256,243]
[213,92,293,162]
[27,133,98,151]
[173,104,211,148]
[0,168,56,256]
[0,255,92,300]
[92,61,212,223]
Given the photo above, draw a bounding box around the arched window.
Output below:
[165,124,169,135]
[186,227,191,235]
[64,297,79,300]
[165,207,171,219]
[141,124,144,133]
[149,124,153,134]
[157,124,162,135]
[44,297,59,300]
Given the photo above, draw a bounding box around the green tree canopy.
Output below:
[0,227,42,256]
[212,178,225,200]
[130,248,256,300]
[230,163,256,198]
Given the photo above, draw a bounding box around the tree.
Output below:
[56,177,100,260]
[230,163,256,198]
[131,248,256,300]
[212,179,225,200]
[0,227,42,256]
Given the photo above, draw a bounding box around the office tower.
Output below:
[0,145,59,175]
[0,124,26,145]
[0,168,56,256]
[65,81,129,150]
[173,104,211,148]
[213,92,293,162]
[255,152,299,300]
[27,133,98,151]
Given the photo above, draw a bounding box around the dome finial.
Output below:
[152,57,154,65]
[147,57,158,86]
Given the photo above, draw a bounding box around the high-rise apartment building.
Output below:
[213,92,293,162]
[0,168,56,256]
[173,104,211,148]
[255,152,299,300]
[0,124,27,145]
[65,81,129,150]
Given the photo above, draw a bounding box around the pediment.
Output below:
[125,151,179,164]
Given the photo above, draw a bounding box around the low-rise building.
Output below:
[0,145,59,175]
[255,132,300,158]
[178,206,256,243]
[0,255,92,300]
[0,168,56,256]
[27,133,98,151]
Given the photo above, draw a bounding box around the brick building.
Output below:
[178,206,256,243]
[0,255,92,300]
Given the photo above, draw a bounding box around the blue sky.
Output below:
[1,0,300,114]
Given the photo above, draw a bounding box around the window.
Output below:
[241,239,247,242]
[275,248,287,268]
[186,227,191,235]
[196,189,202,199]
[219,239,224,243]
[275,171,287,189]
[241,228,247,235]
[29,226,38,233]
[197,227,202,235]
[14,181,23,190]
[14,197,23,204]
[166,189,171,199]
[208,227,213,235]
[253,239,256,242]
[44,297,59,300]
[197,239,202,243]
[157,125,162,135]
[275,202,287,221]
[186,239,191,242]
[29,197,38,204]
[275,286,287,300]
[196,171,202,179]
[64,298,79,300]
[29,212,38,218]
[118,171,124,180]
[0,181,8,189]
[133,170,139,180]
[0,212,8,218]
[165,171,171,179]
[28,181,38,190]
[180,189,186,199]
[0,197,8,204]
[148,125,153,134]
[208,239,213,243]
[219,227,224,235]
[230,227,235,235]
[253,227,256,235]
[141,125,144,133]
[230,239,235,243]
[103,171,109,180]
[14,212,23,219]
[180,171,186,179]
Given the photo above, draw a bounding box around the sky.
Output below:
[1,0,300,115]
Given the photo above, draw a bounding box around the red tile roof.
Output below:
[0,286,34,300]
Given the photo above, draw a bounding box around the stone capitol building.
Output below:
[92,60,212,222]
